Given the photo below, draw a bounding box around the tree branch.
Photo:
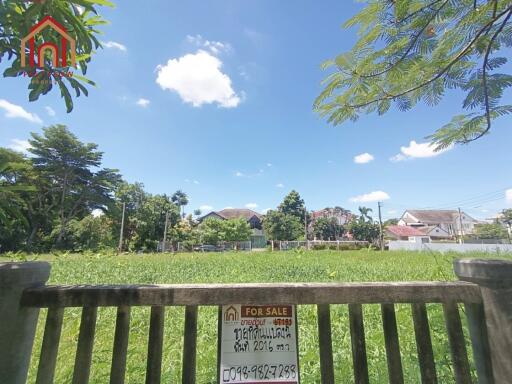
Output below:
[464,9,512,143]
[357,0,450,79]
[346,6,512,109]
[397,0,444,24]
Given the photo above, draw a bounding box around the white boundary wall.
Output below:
[389,241,512,253]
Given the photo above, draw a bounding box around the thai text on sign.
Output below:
[219,304,300,384]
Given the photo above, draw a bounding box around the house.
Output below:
[199,208,266,247]
[385,225,428,241]
[417,225,452,240]
[398,210,478,236]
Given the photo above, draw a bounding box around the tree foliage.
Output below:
[312,217,345,240]
[0,126,192,253]
[29,125,121,247]
[473,222,508,239]
[198,217,252,245]
[348,206,380,243]
[262,210,303,241]
[0,0,113,112]
[278,190,307,221]
[315,0,512,148]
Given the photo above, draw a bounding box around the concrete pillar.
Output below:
[0,262,51,384]
[454,259,512,383]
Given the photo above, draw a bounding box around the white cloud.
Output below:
[186,34,231,55]
[235,171,244,177]
[0,99,42,124]
[245,203,258,209]
[103,41,127,52]
[223,206,234,210]
[45,106,56,117]
[200,205,213,211]
[387,210,397,215]
[266,163,272,167]
[276,183,284,188]
[354,152,374,164]
[8,139,31,154]
[390,140,453,162]
[349,190,390,203]
[193,180,200,185]
[156,50,241,108]
[136,98,150,107]
[506,189,512,204]
[261,208,271,214]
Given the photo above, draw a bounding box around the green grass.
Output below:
[4,250,511,383]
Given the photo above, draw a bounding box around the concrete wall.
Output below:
[388,240,512,253]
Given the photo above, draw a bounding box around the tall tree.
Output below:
[278,190,307,221]
[316,0,512,149]
[0,149,34,250]
[358,206,373,222]
[1,0,113,112]
[171,190,189,218]
[29,125,121,247]
[262,210,304,241]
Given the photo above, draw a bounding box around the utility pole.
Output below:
[118,202,126,253]
[458,207,465,244]
[162,211,169,253]
[304,207,308,242]
[378,202,384,251]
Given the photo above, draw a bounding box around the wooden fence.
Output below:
[1,259,511,383]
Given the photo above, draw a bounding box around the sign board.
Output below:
[219,304,300,384]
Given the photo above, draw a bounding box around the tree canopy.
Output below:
[315,0,512,149]
[0,0,113,112]
[0,126,194,252]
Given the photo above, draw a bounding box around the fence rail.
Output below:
[21,281,482,307]
[2,259,512,384]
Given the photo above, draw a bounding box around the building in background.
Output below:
[199,208,266,247]
[398,209,478,236]
[310,207,353,225]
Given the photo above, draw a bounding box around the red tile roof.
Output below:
[386,225,426,237]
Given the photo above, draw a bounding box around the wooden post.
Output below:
[0,262,51,384]
[454,259,512,383]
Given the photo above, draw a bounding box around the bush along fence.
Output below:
[272,240,369,251]
[1,259,512,383]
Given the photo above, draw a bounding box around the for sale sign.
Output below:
[219,304,300,384]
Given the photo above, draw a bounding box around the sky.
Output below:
[1,0,511,221]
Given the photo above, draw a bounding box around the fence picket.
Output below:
[317,304,334,384]
[36,307,64,384]
[72,306,97,384]
[349,304,369,384]
[146,306,165,384]
[182,306,198,384]
[443,302,471,384]
[381,304,404,384]
[411,303,437,384]
[110,306,131,384]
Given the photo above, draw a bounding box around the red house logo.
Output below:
[20,16,76,69]
[224,306,239,322]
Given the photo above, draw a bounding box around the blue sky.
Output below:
[1,0,511,220]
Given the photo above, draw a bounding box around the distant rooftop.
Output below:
[387,225,426,237]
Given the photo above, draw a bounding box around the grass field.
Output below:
[4,250,512,383]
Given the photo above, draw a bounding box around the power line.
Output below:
[421,187,510,210]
